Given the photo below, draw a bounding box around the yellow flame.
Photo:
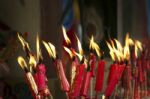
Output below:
[36,34,43,62]
[89,36,101,57]
[18,56,28,70]
[48,42,56,59]
[18,33,30,51]
[128,38,134,46]
[106,41,115,61]
[135,40,143,51]
[124,33,133,60]
[76,36,83,55]
[75,52,83,62]
[62,26,71,45]
[123,46,130,60]
[134,40,142,58]
[109,51,115,61]
[114,39,124,61]
[114,39,123,52]
[63,46,74,59]
[29,54,37,69]
[43,41,56,59]
[89,36,94,50]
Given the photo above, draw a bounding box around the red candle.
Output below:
[55,59,70,92]
[80,71,92,97]
[105,63,125,96]
[123,65,132,86]
[107,63,118,84]
[70,57,78,88]
[95,59,105,92]
[71,63,85,97]
[89,53,96,77]
[133,66,140,99]
[117,64,125,80]
[137,59,143,83]
[34,64,51,97]
[34,64,46,91]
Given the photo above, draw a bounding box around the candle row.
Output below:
[16,27,150,99]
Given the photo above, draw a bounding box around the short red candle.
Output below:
[95,59,105,92]
[34,64,46,91]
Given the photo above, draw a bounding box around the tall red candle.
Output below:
[55,59,70,92]
[71,63,85,97]
[70,57,78,88]
[105,63,125,96]
[89,53,96,77]
[95,59,105,92]
[80,71,92,97]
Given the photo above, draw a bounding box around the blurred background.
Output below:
[0,0,149,98]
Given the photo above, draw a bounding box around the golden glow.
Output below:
[62,26,71,45]
[89,36,101,57]
[76,36,83,55]
[63,46,74,59]
[36,34,43,62]
[18,56,28,70]
[18,33,30,51]
[43,41,56,59]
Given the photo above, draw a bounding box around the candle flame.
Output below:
[29,53,37,69]
[18,56,28,70]
[123,33,133,60]
[106,41,115,61]
[89,36,101,57]
[135,40,143,51]
[36,34,43,62]
[114,39,123,52]
[114,39,124,61]
[18,33,30,51]
[63,46,74,59]
[75,52,83,62]
[43,41,56,59]
[62,26,71,45]
[134,40,142,58]
[76,35,83,55]
[102,95,105,99]
[106,40,123,62]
